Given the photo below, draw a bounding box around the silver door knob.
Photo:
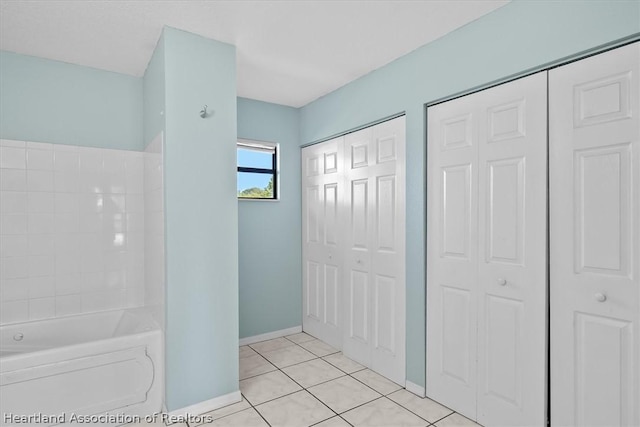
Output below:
[595,293,607,302]
[357,259,362,264]
[497,278,507,286]
[328,254,332,260]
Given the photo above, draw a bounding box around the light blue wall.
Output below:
[162,27,239,411]
[237,98,301,339]
[0,51,143,150]
[299,0,640,387]
[143,34,165,147]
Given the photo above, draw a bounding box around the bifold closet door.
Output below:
[550,42,639,426]
[302,137,344,349]
[427,72,547,426]
[343,117,406,385]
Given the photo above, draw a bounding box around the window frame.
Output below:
[237,139,279,201]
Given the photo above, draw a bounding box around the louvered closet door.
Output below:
[302,137,344,349]
[343,116,406,385]
[550,42,640,427]
[427,72,547,425]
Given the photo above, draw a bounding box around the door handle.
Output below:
[595,293,607,302]
[497,278,507,286]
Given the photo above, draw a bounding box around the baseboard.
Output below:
[166,390,241,423]
[405,380,426,397]
[239,326,302,346]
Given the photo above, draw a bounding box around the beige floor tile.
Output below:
[240,354,277,380]
[322,352,365,374]
[286,332,316,344]
[312,416,351,427]
[249,337,296,354]
[342,397,429,427]
[387,389,453,423]
[200,408,268,426]
[298,339,339,357]
[190,398,251,426]
[351,369,402,395]
[282,358,345,388]
[240,370,302,406]
[434,413,482,427]
[307,375,381,414]
[262,344,316,368]
[240,345,258,359]
[255,390,334,427]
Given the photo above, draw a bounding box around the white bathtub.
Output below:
[0,309,163,426]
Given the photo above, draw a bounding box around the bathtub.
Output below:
[0,309,163,426]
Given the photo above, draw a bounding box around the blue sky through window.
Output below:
[237,147,274,192]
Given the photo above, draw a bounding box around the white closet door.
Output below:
[427,72,547,425]
[427,97,479,418]
[476,71,547,427]
[343,116,406,385]
[302,137,344,349]
[550,42,640,427]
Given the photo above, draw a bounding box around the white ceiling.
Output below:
[0,0,508,107]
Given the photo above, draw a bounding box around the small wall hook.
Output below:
[200,105,208,118]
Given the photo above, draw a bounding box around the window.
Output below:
[237,140,278,200]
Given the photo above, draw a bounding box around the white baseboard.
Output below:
[166,390,241,422]
[239,326,302,346]
[405,380,425,397]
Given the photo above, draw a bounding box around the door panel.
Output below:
[343,117,406,385]
[550,42,639,427]
[302,138,343,349]
[427,71,547,426]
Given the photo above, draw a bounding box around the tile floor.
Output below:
[192,332,482,427]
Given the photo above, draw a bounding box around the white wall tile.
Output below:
[1,235,28,258]
[1,300,28,323]
[28,234,55,255]
[0,169,27,191]
[28,276,55,298]
[54,151,79,171]
[55,294,81,317]
[1,256,28,280]
[27,192,55,213]
[29,297,55,320]
[27,170,54,192]
[0,146,26,169]
[1,214,28,234]
[27,148,54,170]
[26,141,53,151]
[0,278,29,302]
[0,141,157,325]
[55,273,82,295]
[28,213,55,234]
[1,139,25,148]
[0,191,27,213]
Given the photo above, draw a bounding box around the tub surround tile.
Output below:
[0,191,27,213]
[1,139,26,148]
[0,169,27,191]
[285,332,316,344]
[0,235,28,258]
[281,358,345,388]
[342,397,429,427]
[27,148,54,170]
[240,354,277,380]
[261,344,316,369]
[322,352,366,374]
[255,390,334,427]
[298,339,339,357]
[240,370,302,406]
[0,146,26,169]
[307,375,381,414]
[0,300,28,323]
[351,369,402,395]
[387,390,454,423]
[250,337,296,354]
